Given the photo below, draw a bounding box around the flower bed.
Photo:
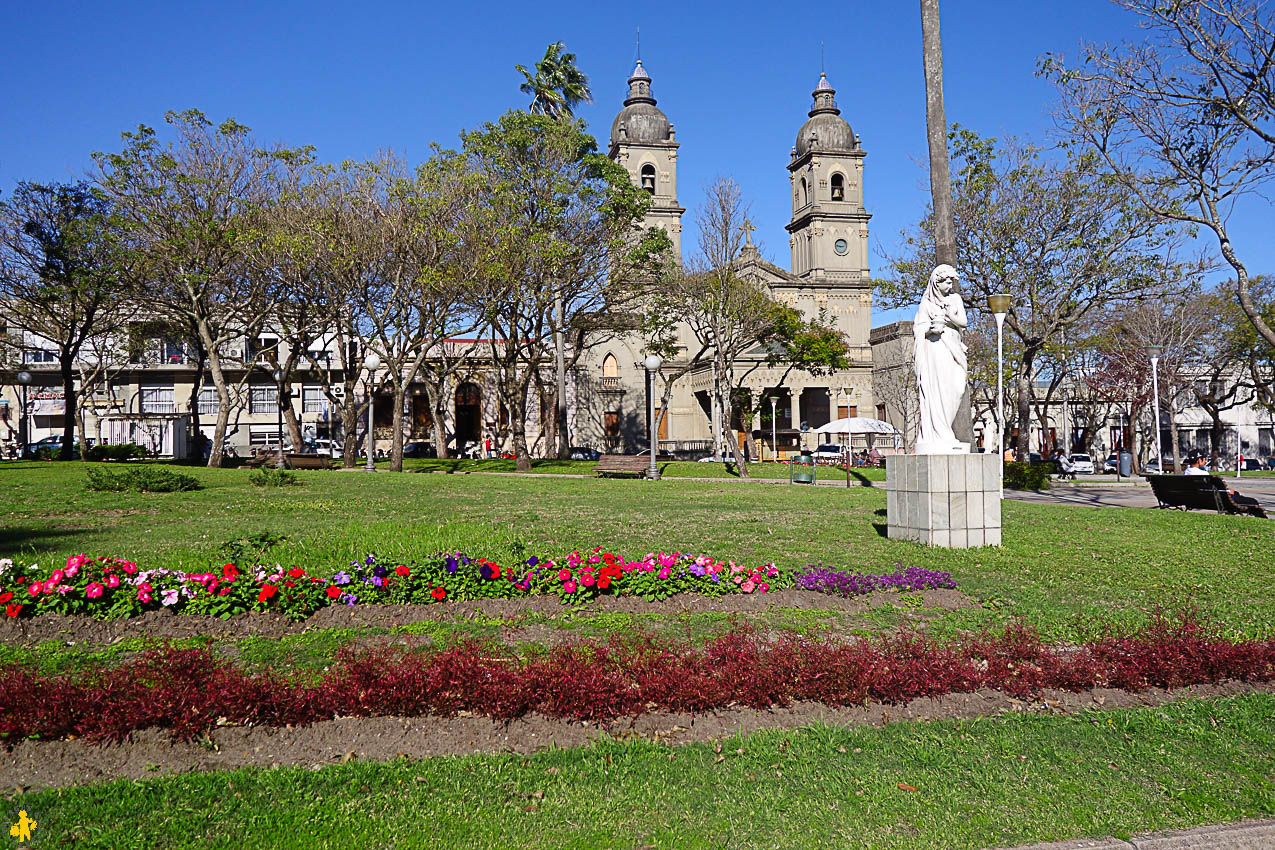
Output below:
[0,553,960,621]
[2,613,1271,743]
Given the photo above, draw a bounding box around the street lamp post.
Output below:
[272,369,286,468]
[841,386,853,487]
[644,354,662,480]
[363,353,380,472]
[988,294,1012,498]
[1146,344,1164,473]
[16,371,32,458]
[768,396,778,464]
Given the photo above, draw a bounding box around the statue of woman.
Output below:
[913,264,968,454]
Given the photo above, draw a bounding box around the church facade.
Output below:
[572,63,877,458]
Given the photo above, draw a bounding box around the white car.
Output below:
[310,439,344,458]
[1069,453,1095,474]
[812,443,845,463]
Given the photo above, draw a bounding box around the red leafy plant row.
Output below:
[2,612,1272,744]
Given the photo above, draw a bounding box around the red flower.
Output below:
[287,567,306,579]
[285,580,296,588]
[431,586,446,601]
[5,603,21,617]
[326,586,341,599]
[222,563,239,579]
[0,592,12,604]
[15,576,27,585]
[597,576,611,590]
[257,584,278,603]
[395,565,410,577]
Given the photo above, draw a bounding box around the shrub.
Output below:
[85,465,200,493]
[85,442,150,462]
[248,467,299,487]
[1003,461,1052,490]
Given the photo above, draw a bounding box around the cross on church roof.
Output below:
[740,218,756,246]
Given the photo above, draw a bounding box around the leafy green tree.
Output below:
[516,42,593,120]
[879,129,1199,458]
[93,110,300,467]
[461,111,654,472]
[0,182,128,459]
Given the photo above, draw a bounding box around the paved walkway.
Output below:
[1006,477,1275,513]
[996,818,1275,849]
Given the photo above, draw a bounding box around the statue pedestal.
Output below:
[885,454,1001,548]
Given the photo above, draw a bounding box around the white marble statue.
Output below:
[913,264,969,454]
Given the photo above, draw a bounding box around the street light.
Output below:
[1146,344,1164,474]
[988,294,1012,497]
[768,396,778,463]
[271,369,286,468]
[644,354,662,480]
[16,371,32,457]
[363,352,380,472]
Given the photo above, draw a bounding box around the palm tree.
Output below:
[516,42,592,120]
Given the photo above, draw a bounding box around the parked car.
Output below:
[812,443,845,463]
[1239,458,1265,471]
[1069,453,1095,474]
[1143,459,1176,474]
[28,436,78,459]
[1103,453,1120,474]
[568,446,600,461]
[402,441,435,458]
[634,448,675,461]
[1028,452,1043,465]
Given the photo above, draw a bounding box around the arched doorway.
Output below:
[454,383,482,451]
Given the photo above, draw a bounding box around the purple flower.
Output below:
[372,565,388,579]
[341,593,358,606]
[444,556,459,574]
[527,556,539,567]
[793,564,956,598]
[479,564,493,581]
[371,576,384,588]
[332,571,351,586]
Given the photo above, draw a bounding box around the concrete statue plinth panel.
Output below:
[886,454,1002,548]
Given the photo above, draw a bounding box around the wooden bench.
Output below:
[285,453,331,470]
[1147,474,1240,514]
[594,455,653,478]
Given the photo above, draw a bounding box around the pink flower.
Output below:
[741,580,756,593]
[122,563,138,575]
[48,570,64,586]
[85,583,104,599]
[137,590,152,604]
[758,582,769,593]
[580,574,595,588]
[105,574,120,589]
[658,567,671,580]
[733,575,744,585]
[563,581,577,593]
[27,583,41,597]
[64,564,79,579]
[557,569,571,581]
[588,555,601,564]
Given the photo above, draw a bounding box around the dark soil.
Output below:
[4,680,1267,793]
[0,588,976,647]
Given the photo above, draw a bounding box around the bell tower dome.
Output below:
[609,61,685,262]
[785,73,871,283]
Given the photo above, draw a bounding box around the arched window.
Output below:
[831,173,845,201]
[640,164,656,194]
[800,177,809,206]
[602,354,619,378]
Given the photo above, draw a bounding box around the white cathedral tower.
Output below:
[608,60,685,262]
[786,73,871,284]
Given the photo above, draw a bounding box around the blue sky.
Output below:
[2,1,1268,325]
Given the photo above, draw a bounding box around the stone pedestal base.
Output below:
[885,454,1002,548]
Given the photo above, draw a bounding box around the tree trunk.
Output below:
[59,352,76,461]
[389,385,406,472]
[280,383,303,453]
[1014,362,1033,460]
[341,396,360,469]
[920,0,955,268]
[555,295,569,459]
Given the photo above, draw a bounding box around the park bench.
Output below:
[1147,474,1245,514]
[285,453,331,470]
[594,454,652,478]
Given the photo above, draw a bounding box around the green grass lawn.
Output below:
[2,460,1270,640]
[15,693,1275,850]
[5,460,1275,848]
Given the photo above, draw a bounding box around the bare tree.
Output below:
[1045,0,1275,349]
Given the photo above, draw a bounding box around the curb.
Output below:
[995,818,1275,849]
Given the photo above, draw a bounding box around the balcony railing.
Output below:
[600,376,621,390]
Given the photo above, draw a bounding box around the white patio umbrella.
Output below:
[814,417,900,437]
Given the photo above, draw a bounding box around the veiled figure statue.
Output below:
[913,264,968,454]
